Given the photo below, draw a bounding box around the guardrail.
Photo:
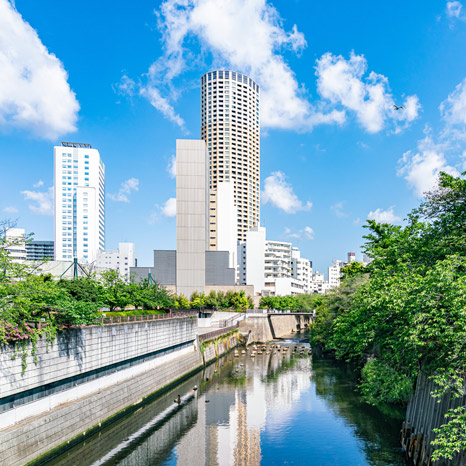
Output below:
[97,311,197,325]
[211,313,246,328]
[198,325,237,342]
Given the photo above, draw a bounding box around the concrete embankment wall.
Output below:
[401,372,466,465]
[0,317,196,412]
[239,314,312,342]
[202,335,240,364]
[0,319,241,466]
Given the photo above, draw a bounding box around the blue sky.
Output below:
[1,0,466,274]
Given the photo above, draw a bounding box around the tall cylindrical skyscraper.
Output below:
[201,70,260,243]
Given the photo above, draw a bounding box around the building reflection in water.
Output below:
[176,349,312,466]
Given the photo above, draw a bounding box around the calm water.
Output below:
[47,337,408,466]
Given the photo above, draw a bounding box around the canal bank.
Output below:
[0,316,241,466]
[41,337,408,466]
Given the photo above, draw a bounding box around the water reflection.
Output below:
[46,339,407,466]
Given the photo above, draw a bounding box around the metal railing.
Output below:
[97,310,197,325]
[198,325,237,342]
[211,313,246,328]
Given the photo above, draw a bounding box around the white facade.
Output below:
[95,243,136,280]
[240,225,266,295]
[210,181,238,270]
[4,228,26,261]
[176,139,209,297]
[54,143,105,264]
[310,271,331,294]
[291,248,312,294]
[328,259,345,288]
[201,70,260,242]
[239,226,313,296]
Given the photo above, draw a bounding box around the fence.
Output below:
[198,326,238,342]
[97,311,197,325]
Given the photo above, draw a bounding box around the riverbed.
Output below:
[45,337,407,465]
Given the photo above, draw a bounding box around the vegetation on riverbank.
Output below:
[259,294,323,310]
[309,172,466,461]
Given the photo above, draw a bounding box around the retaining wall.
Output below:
[239,314,313,342]
[0,317,197,410]
[401,372,466,465]
[0,349,203,466]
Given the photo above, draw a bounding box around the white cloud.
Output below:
[167,154,176,178]
[33,180,44,188]
[367,206,401,224]
[133,0,344,131]
[0,0,79,139]
[397,135,459,197]
[446,1,463,18]
[283,226,314,240]
[161,197,176,217]
[116,74,136,96]
[303,226,314,239]
[262,171,311,214]
[315,52,420,133]
[108,178,139,203]
[330,201,348,218]
[3,206,18,213]
[139,85,185,129]
[440,77,466,126]
[21,186,53,215]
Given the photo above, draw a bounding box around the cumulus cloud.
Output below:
[315,52,420,133]
[440,77,466,127]
[108,178,139,203]
[161,197,176,217]
[3,206,18,213]
[330,201,348,218]
[0,0,79,139]
[33,180,44,188]
[262,171,311,214]
[397,135,459,197]
[446,1,463,18]
[128,0,344,131]
[283,226,314,240]
[21,186,53,215]
[367,206,401,224]
[167,154,176,178]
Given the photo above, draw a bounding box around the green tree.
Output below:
[100,270,131,312]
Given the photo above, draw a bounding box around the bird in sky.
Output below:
[394,104,405,110]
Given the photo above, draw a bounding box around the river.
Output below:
[46,337,408,466]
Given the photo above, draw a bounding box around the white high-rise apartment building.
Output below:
[201,70,260,242]
[292,248,312,294]
[328,259,345,288]
[54,142,105,264]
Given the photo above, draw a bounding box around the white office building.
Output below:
[54,142,105,264]
[95,243,136,280]
[310,271,330,294]
[201,70,260,242]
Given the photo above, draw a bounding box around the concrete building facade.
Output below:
[4,228,26,261]
[95,243,136,280]
[175,139,209,297]
[201,70,260,242]
[54,142,105,264]
[26,241,54,261]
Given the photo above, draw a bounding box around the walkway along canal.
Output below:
[40,336,407,466]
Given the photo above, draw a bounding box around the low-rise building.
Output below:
[26,241,54,261]
[95,243,136,280]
